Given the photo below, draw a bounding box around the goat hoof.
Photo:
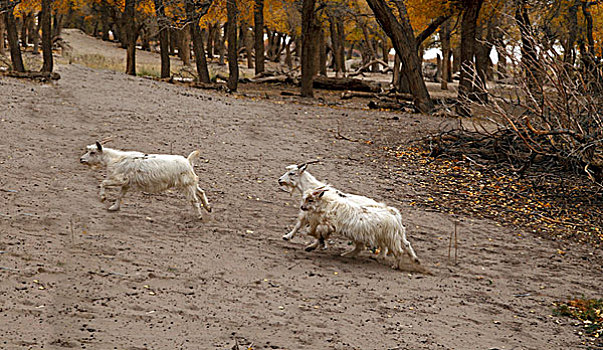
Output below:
[100,196,106,202]
[107,205,120,211]
[206,207,212,213]
[282,235,291,241]
[304,245,317,252]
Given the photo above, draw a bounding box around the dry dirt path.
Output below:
[0,62,601,350]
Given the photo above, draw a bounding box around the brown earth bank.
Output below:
[1,62,602,349]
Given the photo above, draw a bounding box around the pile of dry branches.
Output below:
[428,41,603,186]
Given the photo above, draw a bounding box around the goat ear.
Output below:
[313,188,327,197]
[299,163,307,173]
[95,141,103,152]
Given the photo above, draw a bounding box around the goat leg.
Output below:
[100,177,127,205]
[283,213,307,240]
[341,242,363,257]
[185,186,205,220]
[304,236,324,252]
[196,185,211,213]
[108,186,128,211]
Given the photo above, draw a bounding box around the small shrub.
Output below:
[554,298,603,341]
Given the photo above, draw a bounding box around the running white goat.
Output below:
[278,162,388,253]
[79,141,211,219]
[300,187,420,268]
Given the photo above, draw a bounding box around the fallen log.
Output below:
[368,100,416,111]
[347,59,391,77]
[2,71,61,81]
[214,71,251,83]
[313,76,383,92]
[381,91,415,101]
[250,75,297,84]
[341,90,377,100]
[191,82,227,91]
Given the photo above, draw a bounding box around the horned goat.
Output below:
[79,141,211,219]
[300,187,420,268]
[278,162,388,255]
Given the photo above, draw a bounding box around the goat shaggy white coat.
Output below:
[301,187,420,268]
[278,163,388,253]
[79,142,211,219]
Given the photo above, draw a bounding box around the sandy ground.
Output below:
[1,33,602,350]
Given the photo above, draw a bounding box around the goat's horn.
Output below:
[304,159,320,165]
[99,137,113,145]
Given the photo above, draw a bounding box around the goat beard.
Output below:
[279,184,293,195]
[82,162,103,170]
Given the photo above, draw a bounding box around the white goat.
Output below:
[278,162,388,254]
[300,187,420,268]
[79,141,211,219]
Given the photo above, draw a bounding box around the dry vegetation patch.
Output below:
[554,298,603,347]
[385,145,603,247]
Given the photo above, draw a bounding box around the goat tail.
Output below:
[187,150,201,166]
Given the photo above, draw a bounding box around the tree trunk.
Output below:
[452,45,460,76]
[187,2,211,83]
[20,13,31,48]
[337,20,346,72]
[365,0,433,113]
[381,39,389,64]
[581,1,595,76]
[319,29,327,76]
[392,52,400,85]
[168,28,176,55]
[207,23,215,59]
[124,0,137,76]
[491,24,506,79]
[52,12,63,38]
[285,39,292,69]
[563,1,578,64]
[41,0,53,72]
[457,0,484,108]
[294,36,301,58]
[26,13,36,46]
[154,0,170,78]
[515,0,541,103]
[474,23,490,101]
[242,22,253,69]
[301,0,319,97]
[5,10,25,72]
[328,16,343,77]
[253,0,265,74]
[100,2,110,41]
[179,27,191,66]
[582,3,594,54]
[218,22,226,65]
[226,0,238,91]
[440,18,451,89]
[360,23,378,71]
[32,12,41,54]
[0,15,6,56]
[140,27,150,51]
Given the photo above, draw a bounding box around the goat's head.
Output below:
[278,163,308,193]
[278,160,319,193]
[300,187,328,211]
[79,141,105,167]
